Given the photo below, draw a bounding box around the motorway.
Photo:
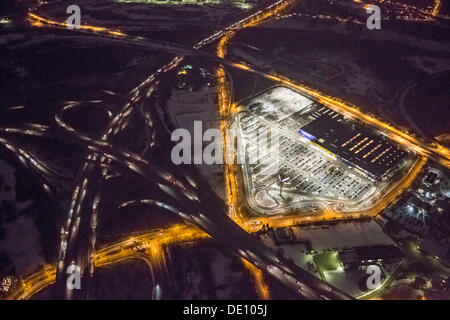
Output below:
[2,0,449,301]
[23,0,336,301]
[5,225,206,300]
[10,0,356,301]
[27,9,450,169]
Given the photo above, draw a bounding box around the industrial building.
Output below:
[298,107,408,181]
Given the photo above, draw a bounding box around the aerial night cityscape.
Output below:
[0,0,449,309]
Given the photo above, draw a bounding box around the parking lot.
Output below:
[238,92,375,205]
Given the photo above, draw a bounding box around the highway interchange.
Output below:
[2,0,449,300]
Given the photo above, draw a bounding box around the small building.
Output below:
[339,245,402,270]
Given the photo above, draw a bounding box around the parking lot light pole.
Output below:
[278,174,290,198]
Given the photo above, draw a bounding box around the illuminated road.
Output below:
[26,0,344,301]
[223,64,450,168]
[212,0,437,298]
[5,265,56,300]
[26,13,449,169]
[26,5,450,167]
[4,225,205,300]
[3,0,446,301]
[242,258,271,300]
[236,156,427,231]
[213,1,435,233]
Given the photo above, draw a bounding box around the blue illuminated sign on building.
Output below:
[299,129,316,140]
